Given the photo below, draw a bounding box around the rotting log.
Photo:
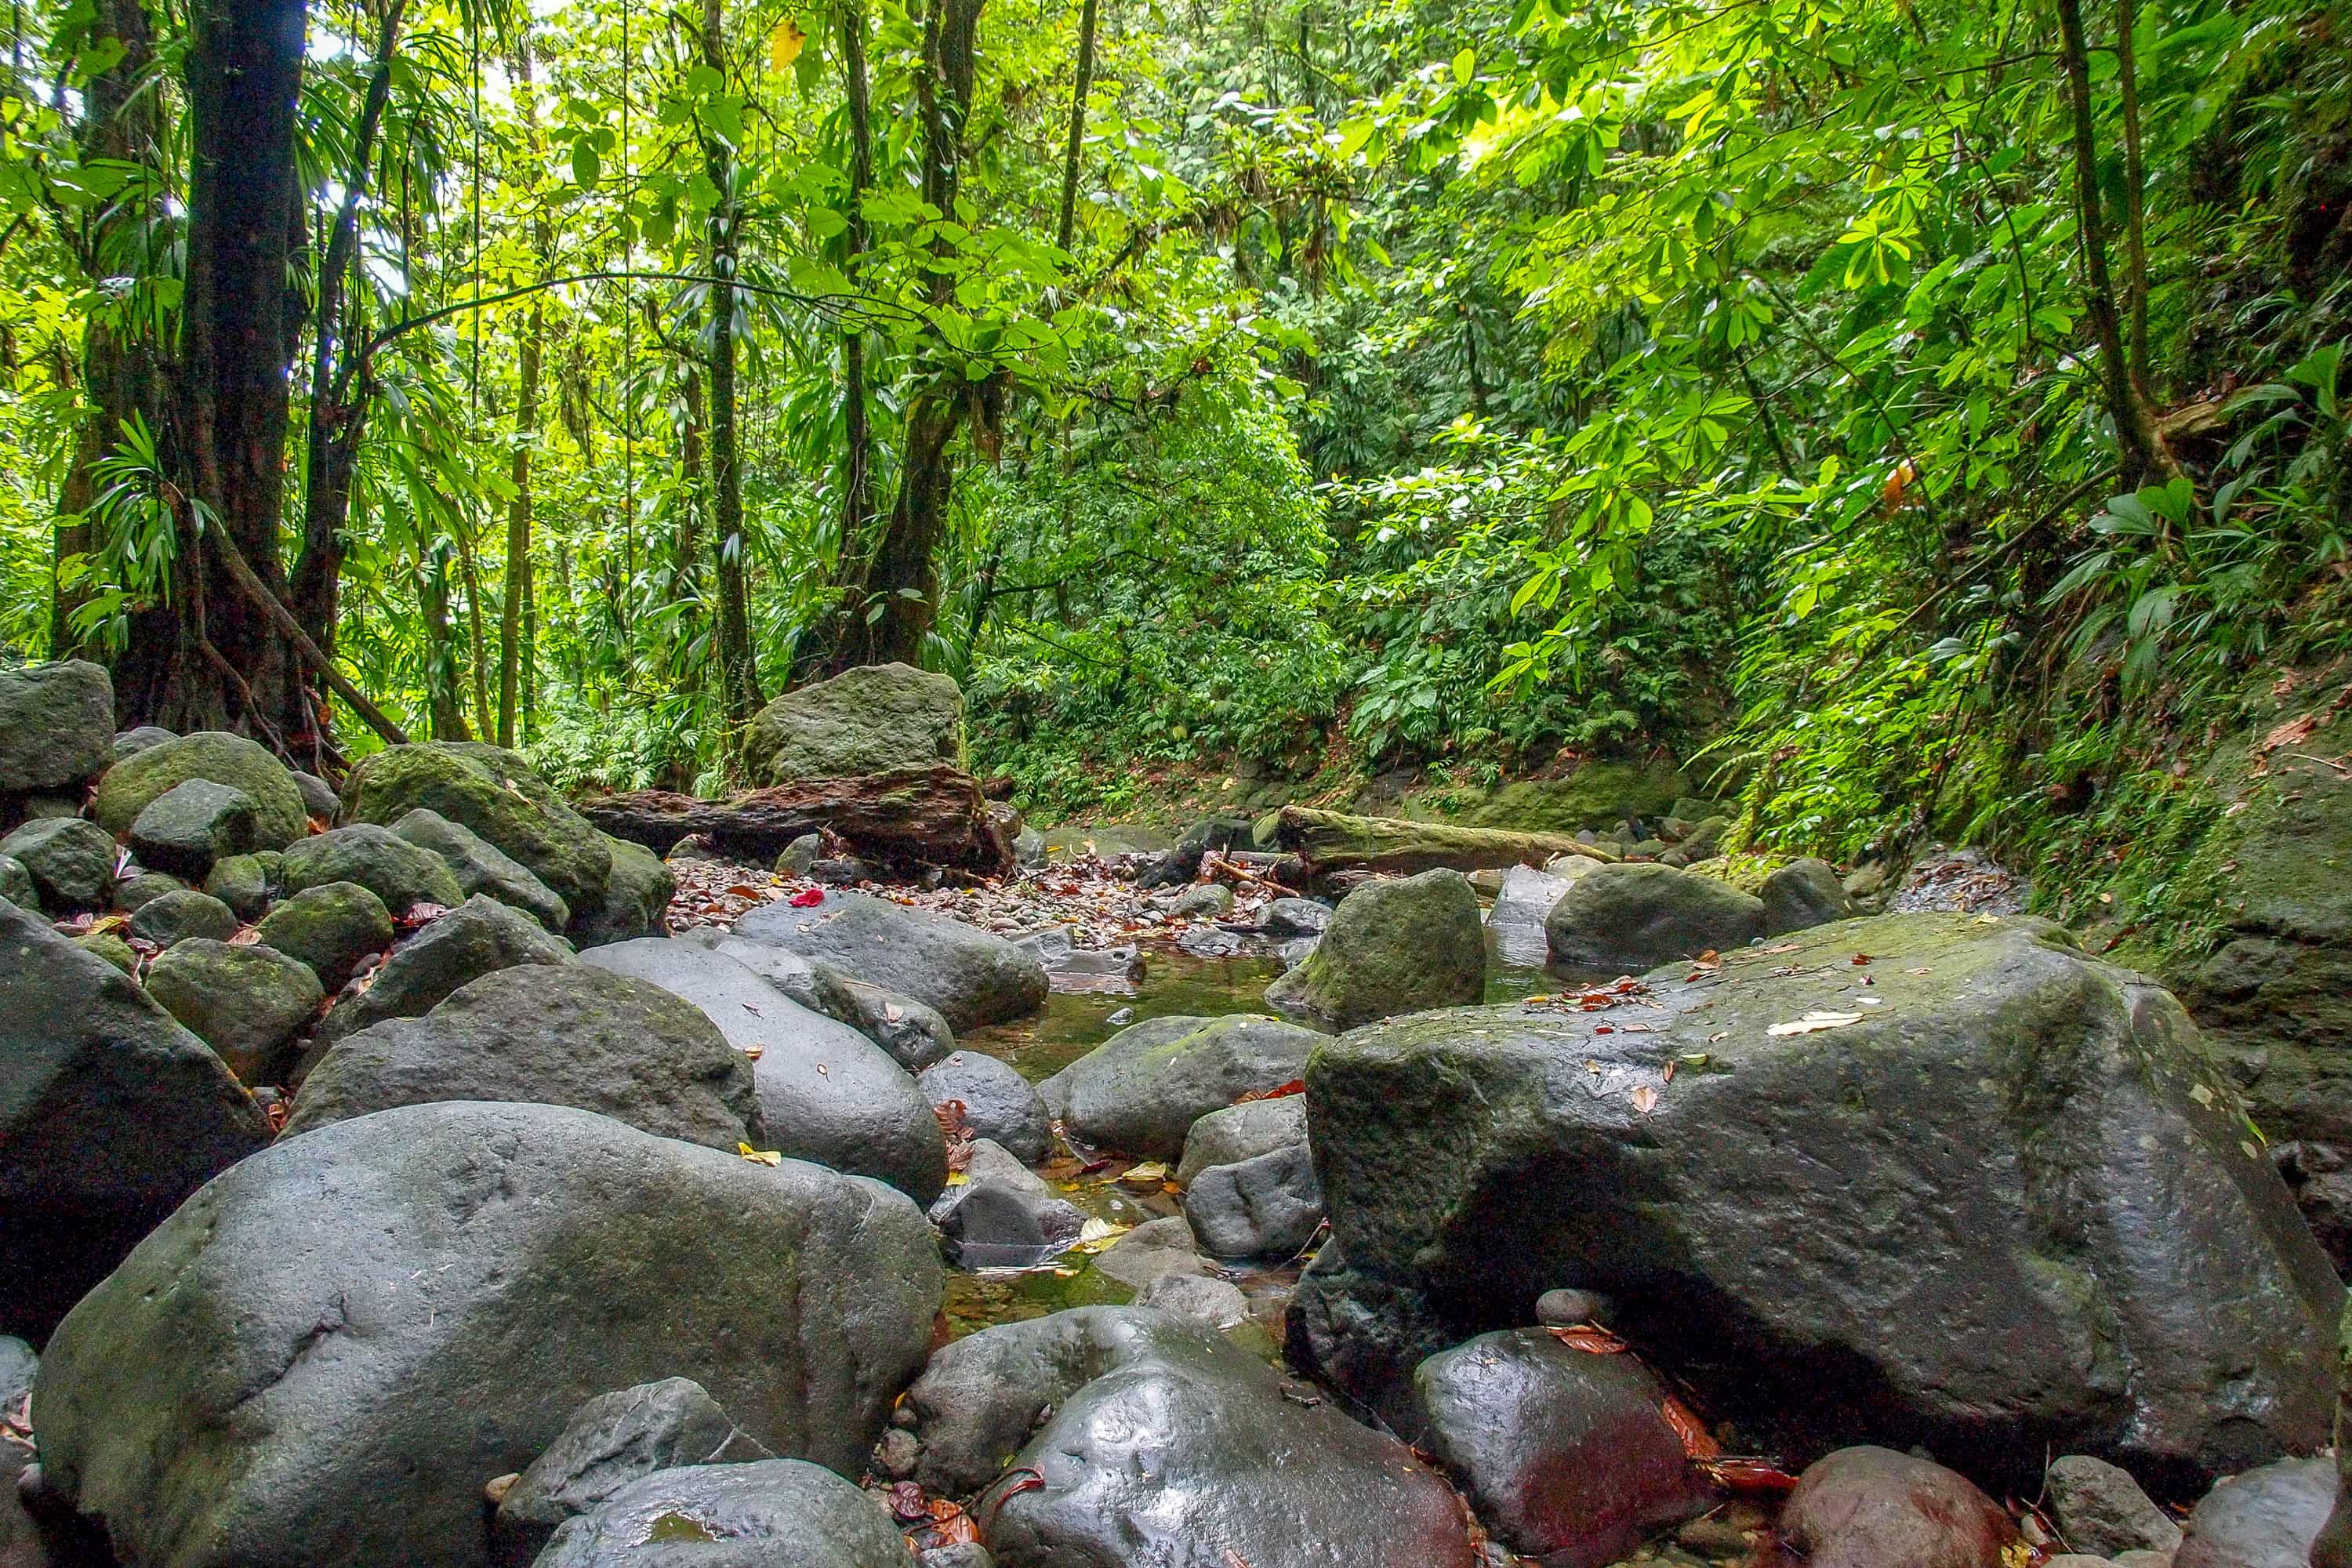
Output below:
[580,763,1014,874]
[1275,806,1617,880]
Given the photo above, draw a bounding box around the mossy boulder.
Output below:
[342,741,611,914]
[740,661,965,786]
[71,930,137,975]
[0,658,114,794]
[565,833,670,949]
[1038,1012,1322,1160]
[93,731,309,850]
[0,815,116,911]
[126,778,258,878]
[143,938,324,1083]
[280,823,465,916]
[1545,861,1767,973]
[1288,912,2342,1489]
[315,894,574,1047]
[1265,867,1486,1030]
[1414,760,1690,835]
[126,888,240,949]
[0,854,37,911]
[201,852,274,920]
[254,880,395,990]
[112,869,185,912]
[392,806,568,931]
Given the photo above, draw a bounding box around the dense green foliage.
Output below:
[0,0,2345,866]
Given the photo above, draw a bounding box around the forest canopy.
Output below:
[0,0,2344,866]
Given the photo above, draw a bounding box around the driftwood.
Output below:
[1274,805,1617,880]
[581,764,1014,874]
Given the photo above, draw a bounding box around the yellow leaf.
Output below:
[768,17,805,72]
[737,1142,783,1167]
[1119,1160,1169,1184]
[1766,1011,1864,1036]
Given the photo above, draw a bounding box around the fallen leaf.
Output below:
[1630,1084,1660,1113]
[1850,953,1871,965]
[739,1044,764,1062]
[1235,1079,1305,1103]
[789,887,826,908]
[1661,1394,1721,1460]
[1766,1011,1864,1036]
[736,1143,782,1167]
[1904,966,1934,975]
[1698,1456,1801,1496]
[1120,1160,1170,1184]
[1546,1324,1628,1354]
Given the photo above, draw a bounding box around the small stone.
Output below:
[1676,1516,1756,1559]
[203,853,274,920]
[774,832,822,877]
[1534,1287,1617,1328]
[111,870,187,912]
[1095,1214,1207,1290]
[875,1428,922,1482]
[0,854,34,910]
[920,1051,1051,1163]
[109,725,175,763]
[1134,1271,1251,1328]
[127,889,241,949]
[289,770,339,824]
[917,1546,993,1568]
[1162,882,1235,920]
[2049,1454,2183,1559]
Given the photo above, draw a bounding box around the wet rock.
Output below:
[33,1102,941,1568]
[568,834,672,949]
[71,930,136,975]
[125,888,239,949]
[932,1180,1087,1268]
[920,1051,1051,1163]
[1289,913,2342,1486]
[960,1137,1051,1197]
[93,730,309,850]
[1259,896,1333,937]
[2048,1454,2183,1559]
[1779,1446,2019,1568]
[741,660,964,786]
[0,1338,31,1409]
[109,725,174,763]
[1160,882,1235,920]
[0,901,269,1341]
[1544,862,1767,972]
[0,659,113,795]
[680,929,949,1067]
[1094,1215,1207,1291]
[1176,1094,1307,1186]
[920,1543,993,1568]
[201,852,272,920]
[1140,815,1254,891]
[1265,868,1486,1030]
[280,822,466,916]
[1040,1012,1319,1160]
[394,806,570,931]
[316,893,574,1045]
[1487,865,1575,968]
[285,964,765,1152]
[582,937,945,1203]
[1534,1288,1617,1329]
[143,937,324,1083]
[1133,1271,1250,1329]
[0,856,33,911]
[253,880,396,990]
[735,890,1046,1031]
[0,817,114,912]
[1411,1328,1703,1568]
[876,1427,922,1481]
[535,1459,910,1568]
[343,740,612,914]
[126,778,256,878]
[111,869,184,911]
[1013,825,1047,869]
[773,831,822,877]
[1183,1142,1324,1258]
[492,1377,773,1566]
[289,768,338,824]
[1014,924,1145,988]
[2173,1456,2334,1568]
[1761,856,1860,935]
[905,1306,1476,1567]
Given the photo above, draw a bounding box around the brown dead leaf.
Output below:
[1546,1324,1629,1354]
[1630,1084,1660,1114]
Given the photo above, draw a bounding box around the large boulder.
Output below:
[1762,856,1860,935]
[1182,1142,1324,1258]
[1287,912,2343,1489]
[125,887,239,949]
[1037,1013,1319,1160]
[252,880,395,990]
[143,938,325,1083]
[1410,1329,1704,1568]
[732,890,1045,1032]
[0,899,269,1341]
[342,741,612,914]
[740,662,964,786]
[2174,1456,2336,1568]
[681,928,952,1066]
[314,894,574,1046]
[1176,1094,1307,1185]
[535,1461,911,1568]
[31,1101,942,1568]
[279,823,465,916]
[125,779,256,878]
[285,964,765,1152]
[1265,868,1486,1030]
[919,1050,1051,1163]
[0,816,114,911]
[580,938,945,1204]
[93,731,309,850]
[1544,861,1767,972]
[903,1307,1477,1567]
[568,835,671,949]
[1778,1446,2020,1568]
[0,659,113,794]
[392,807,570,931]
[1486,864,1576,968]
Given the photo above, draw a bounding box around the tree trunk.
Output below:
[1273,807,1617,879]
[2115,0,2153,394]
[702,0,764,726]
[499,24,549,749]
[1055,0,1099,252]
[419,550,470,740]
[580,763,1014,873]
[836,0,876,588]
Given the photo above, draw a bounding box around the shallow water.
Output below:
[960,947,1292,1083]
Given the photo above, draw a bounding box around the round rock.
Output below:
[920,1050,1051,1163]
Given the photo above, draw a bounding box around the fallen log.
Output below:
[1274,805,1617,880]
[580,764,1014,875]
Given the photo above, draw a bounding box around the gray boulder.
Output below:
[1259,897,1331,937]
[2175,1456,2335,1568]
[2048,1453,2183,1559]
[0,855,33,910]
[316,894,574,1045]
[931,1180,1087,1269]
[740,661,964,786]
[492,1378,773,1566]
[0,659,113,793]
[280,822,466,916]
[125,887,240,949]
[1092,1215,1208,1293]
[567,834,672,949]
[0,816,114,911]
[681,929,949,1065]
[1779,1446,2019,1568]
[1762,855,1860,935]
[342,741,612,915]
[1176,1095,1307,1186]
[394,807,570,931]
[1265,868,1485,1030]
[732,889,1045,1032]
[109,725,175,763]
[254,880,396,990]
[1182,1142,1324,1258]
[0,900,269,1341]
[1486,864,1574,968]
[1411,1329,1704,1567]
[1160,882,1235,920]
[581,938,945,1204]
[1039,1013,1319,1160]
[289,768,339,824]
[920,1050,1051,1163]
[285,964,765,1153]
[773,832,821,877]
[535,1460,909,1568]
[32,1102,941,1568]
[1544,861,1767,972]
[904,1307,1477,1567]
[1289,912,2343,1487]
[1131,1272,1251,1329]
[112,868,186,911]
[143,938,325,1083]
[126,778,256,878]
[93,730,309,850]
